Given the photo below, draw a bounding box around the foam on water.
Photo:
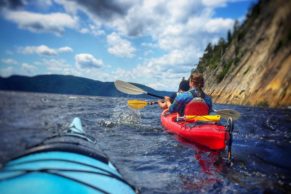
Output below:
[0,91,290,194]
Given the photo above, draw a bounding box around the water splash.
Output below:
[98,100,141,128]
[1,92,291,194]
[112,102,141,125]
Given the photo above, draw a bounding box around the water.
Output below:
[0,91,290,194]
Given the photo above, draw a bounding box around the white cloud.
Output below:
[58,46,73,53]
[141,42,158,48]
[21,63,38,74]
[75,53,104,69]
[19,45,73,56]
[20,45,57,56]
[51,0,235,90]
[33,0,53,9]
[79,25,105,36]
[38,58,73,75]
[106,32,136,58]
[57,0,131,20]
[1,58,18,65]
[0,66,14,77]
[204,18,234,33]
[40,58,111,81]
[102,0,235,90]
[202,0,227,7]
[4,10,77,35]
[110,48,198,91]
[0,0,242,91]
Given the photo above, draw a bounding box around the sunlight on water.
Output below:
[0,91,290,194]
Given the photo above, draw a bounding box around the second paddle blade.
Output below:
[127,99,148,109]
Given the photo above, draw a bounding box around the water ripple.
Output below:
[0,91,290,193]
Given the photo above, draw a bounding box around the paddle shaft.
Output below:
[146,92,164,99]
[116,80,240,119]
[148,101,159,105]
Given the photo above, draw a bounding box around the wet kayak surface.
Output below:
[0,91,290,194]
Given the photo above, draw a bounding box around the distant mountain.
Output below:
[0,74,173,98]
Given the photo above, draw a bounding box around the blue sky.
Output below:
[0,0,257,91]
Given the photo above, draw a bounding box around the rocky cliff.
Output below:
[195,0,291,108]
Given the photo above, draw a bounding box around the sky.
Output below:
[0,0,257,91]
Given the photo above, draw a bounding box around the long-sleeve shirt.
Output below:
[169,88,213,115]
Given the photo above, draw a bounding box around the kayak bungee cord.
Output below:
[1,169,110,194]
[0,117,138,194]
[2,167,134,193]
[127,99,240,120]
[6,158,121,176]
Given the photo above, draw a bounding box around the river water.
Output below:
[0,91,290,194]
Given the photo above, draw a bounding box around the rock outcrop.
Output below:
[196,0,291,108]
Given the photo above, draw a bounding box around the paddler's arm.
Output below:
[167,98,178,113]
[204,94,214,113]
[167,92,190,114]
[164,96,172,108]
[158,96,172,109]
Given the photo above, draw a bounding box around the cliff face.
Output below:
[196,0,291,108]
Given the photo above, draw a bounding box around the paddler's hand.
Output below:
[164,96,172,108]
[158,99,167,109]
[164,96,171,102]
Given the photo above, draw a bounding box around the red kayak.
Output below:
[160,109,231,150]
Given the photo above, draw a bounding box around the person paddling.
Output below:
[170,77,190,102]
[160,72,213,116]
[158,78,190,109]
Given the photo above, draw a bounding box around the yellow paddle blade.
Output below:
[127,100,148,109]
[184,115,221,122]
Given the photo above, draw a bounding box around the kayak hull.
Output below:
[161,110,229,150]
[0,151,135,194]
[0,117,137,194]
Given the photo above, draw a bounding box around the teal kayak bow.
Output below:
[0,117,137,194]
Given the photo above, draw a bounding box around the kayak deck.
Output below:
[161,110,230,150]
[0,117,137,194]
